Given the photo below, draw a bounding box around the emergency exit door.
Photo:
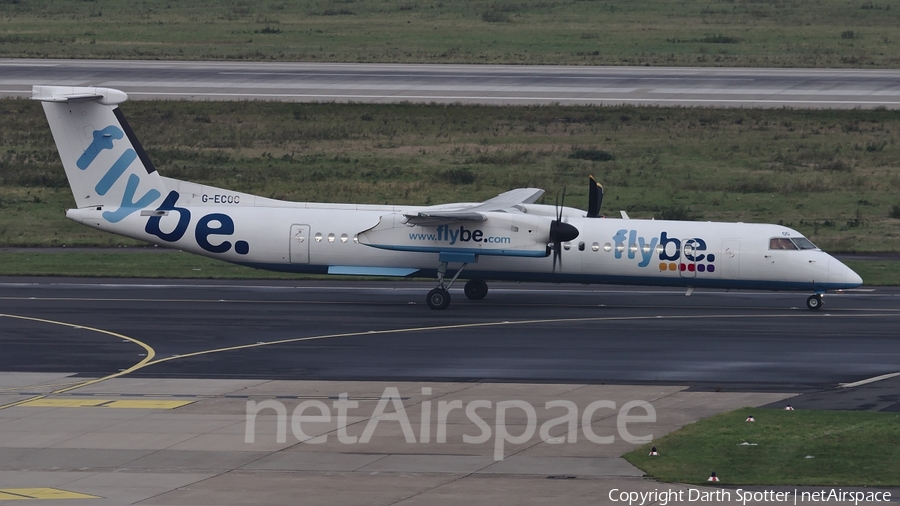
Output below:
[290,224,310,264]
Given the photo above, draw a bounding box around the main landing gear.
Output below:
[425,262,489,309]
[806,294,823,311]
[464,279,489,300]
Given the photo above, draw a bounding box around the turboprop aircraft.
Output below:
[33,85,862,310]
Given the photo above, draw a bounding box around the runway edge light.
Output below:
[649,446,659,456]
[746,415,755,422]
[708,472,719,482]
[784,405,795,411]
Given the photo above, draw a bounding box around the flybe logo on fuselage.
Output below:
[612,229,716,273]
[410,225,512,245]
[145,191,250,255]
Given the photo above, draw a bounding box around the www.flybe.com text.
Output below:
[409,225,511,245]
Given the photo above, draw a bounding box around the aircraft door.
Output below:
[679,240,697,278]
[720,240,740,280]
[290,224,310,264]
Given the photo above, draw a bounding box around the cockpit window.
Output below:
[769,237,819,250]
[791,237,817,250]
[769,238,798,250]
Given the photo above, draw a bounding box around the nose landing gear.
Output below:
[426,287,451,310]
[806,294,823,311]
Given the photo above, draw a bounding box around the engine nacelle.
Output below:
[358,212,554,258]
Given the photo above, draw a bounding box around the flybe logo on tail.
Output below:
[77,126,124,169]
[612,229,716,273]
[78,125,161,223]
[78,125,250,256]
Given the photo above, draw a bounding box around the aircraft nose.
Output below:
[829,256,863,287]
[846,266,863,286]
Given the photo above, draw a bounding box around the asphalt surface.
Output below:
[1,278,897,403]
[4,59,900,107]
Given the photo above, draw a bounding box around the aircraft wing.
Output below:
[404,188,544,225]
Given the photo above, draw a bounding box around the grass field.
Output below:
[1,0,900,67]
[843,259,900,285]
[624,407,900,486]
[2,98,899,253]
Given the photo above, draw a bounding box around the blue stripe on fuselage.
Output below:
[232,262,857,291]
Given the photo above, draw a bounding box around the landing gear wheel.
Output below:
[427,288,451,310]
[464,279,489,300]
[806,294,823,311]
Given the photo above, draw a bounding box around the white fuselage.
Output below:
[66,178,861,292]
[34,84,860,298]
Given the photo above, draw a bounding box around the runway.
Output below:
[2,278,897,392]
[2,279,897,504]
[4,59,900,108]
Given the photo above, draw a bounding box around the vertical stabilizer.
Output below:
[33,85,166,223]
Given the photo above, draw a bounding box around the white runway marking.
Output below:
[125,91,900,106]
[839,372,900,388]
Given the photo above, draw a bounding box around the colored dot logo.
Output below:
[659,262,715,273]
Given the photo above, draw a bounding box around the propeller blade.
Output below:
[558,187,566,222]
[587,175,604,218]
[554,192,560,223]
[550,187,577,274]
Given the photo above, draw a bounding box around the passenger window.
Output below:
[769,237,798,250]
[578,242,585,251]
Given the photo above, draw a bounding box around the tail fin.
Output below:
[33,85,166,223]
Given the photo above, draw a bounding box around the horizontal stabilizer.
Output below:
[33,86,128,106]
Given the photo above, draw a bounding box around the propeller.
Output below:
[549,187,579,273]
[586,175,604,218]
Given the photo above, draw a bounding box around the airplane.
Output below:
[33,85,863,311]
